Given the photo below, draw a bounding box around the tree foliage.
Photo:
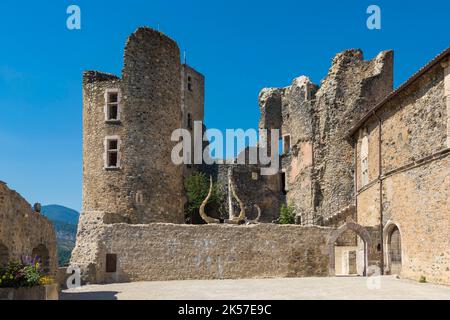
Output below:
[279,203,296,224]
[184,172,224,223]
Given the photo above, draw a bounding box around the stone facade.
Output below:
[73,26,449,286]
[81,27,204,225]
[351,47,450,285]
[258,50,393,226]
[0,181,57,274]
[72,212,332,284]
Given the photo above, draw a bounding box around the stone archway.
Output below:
[0,243,9,266]
[32,244,50,273]
[384,222,402,275]
[328,222,372,276]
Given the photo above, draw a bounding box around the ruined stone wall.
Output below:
[0,182,57,274]
[231,164,281,223]
[280,77,318,224]
[259,50,393,225]
[71,217,333,283]
[354,53,450,284]
[82,27,184,224]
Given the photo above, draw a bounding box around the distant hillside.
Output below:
[41,205,80,225]
[41,205,80,266]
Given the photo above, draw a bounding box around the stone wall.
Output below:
[0,182,57,274]
[82,27,184,225]
[353,50,450,285]
[71,214,333,283]
[258,49,394,225]
[382,156,449,284]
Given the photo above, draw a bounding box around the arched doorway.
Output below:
[384,222,402,275]
[32,244,50,273]
[328,222,372,276]
[0,243,9,266]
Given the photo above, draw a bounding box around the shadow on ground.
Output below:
[60,291,119,300]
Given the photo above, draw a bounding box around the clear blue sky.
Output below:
[0,0,448,212]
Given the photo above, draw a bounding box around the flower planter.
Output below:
[0,284,59,300]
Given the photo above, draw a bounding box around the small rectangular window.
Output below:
[281,172,287,195]
[187,113,193,129]
[105,89,120,122]
[361,134,369,187]
[283,135,291,155]
[106,254,117,273]
[105,137,120,169]
[187,76,193,92]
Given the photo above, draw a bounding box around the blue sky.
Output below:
[0,0,448,211]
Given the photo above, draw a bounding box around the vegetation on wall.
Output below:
[279,203,296,224]
[184,172,224,224]
[0,257,54,288]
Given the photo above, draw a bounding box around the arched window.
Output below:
[387,225,402,275]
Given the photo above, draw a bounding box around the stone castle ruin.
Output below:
[71,27,449,285]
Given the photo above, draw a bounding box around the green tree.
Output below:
[279,203,296,224]
[184,172,224,223]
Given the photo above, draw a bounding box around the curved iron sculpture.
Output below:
[199,176,221,224]
[199,175,247,225]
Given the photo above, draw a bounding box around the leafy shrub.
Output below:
[419,276,427,283]
[279,203,296,224]
[184,172,224,223]
[0,256,48,288]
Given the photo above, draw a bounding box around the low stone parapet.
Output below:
[71,221,334,284]
[0,284,59,300]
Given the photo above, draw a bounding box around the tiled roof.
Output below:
[348,45,450,137]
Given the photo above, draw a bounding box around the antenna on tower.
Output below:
[183,51,187,65]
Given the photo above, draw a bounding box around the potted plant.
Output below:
[0,256,59,300]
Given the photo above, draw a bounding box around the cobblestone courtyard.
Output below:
[61,276,450,300]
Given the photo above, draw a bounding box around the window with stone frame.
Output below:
[281,171,287,195]
[283,134,291,155]
[105,89,120,122]
[361,131,369,187]
[187,113,193,129]
[105,137,120,169]
[187,76,193,92]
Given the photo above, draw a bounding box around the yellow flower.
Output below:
[39,276,54,286]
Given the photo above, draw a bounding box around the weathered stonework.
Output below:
[0,182,57,274]
[73,26,449,286]
[259,49,394,226]
[352,47,450,285]
[72,214,333,283]
[82,27,188,225]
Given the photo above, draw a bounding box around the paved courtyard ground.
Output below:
[61,276,450,300]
